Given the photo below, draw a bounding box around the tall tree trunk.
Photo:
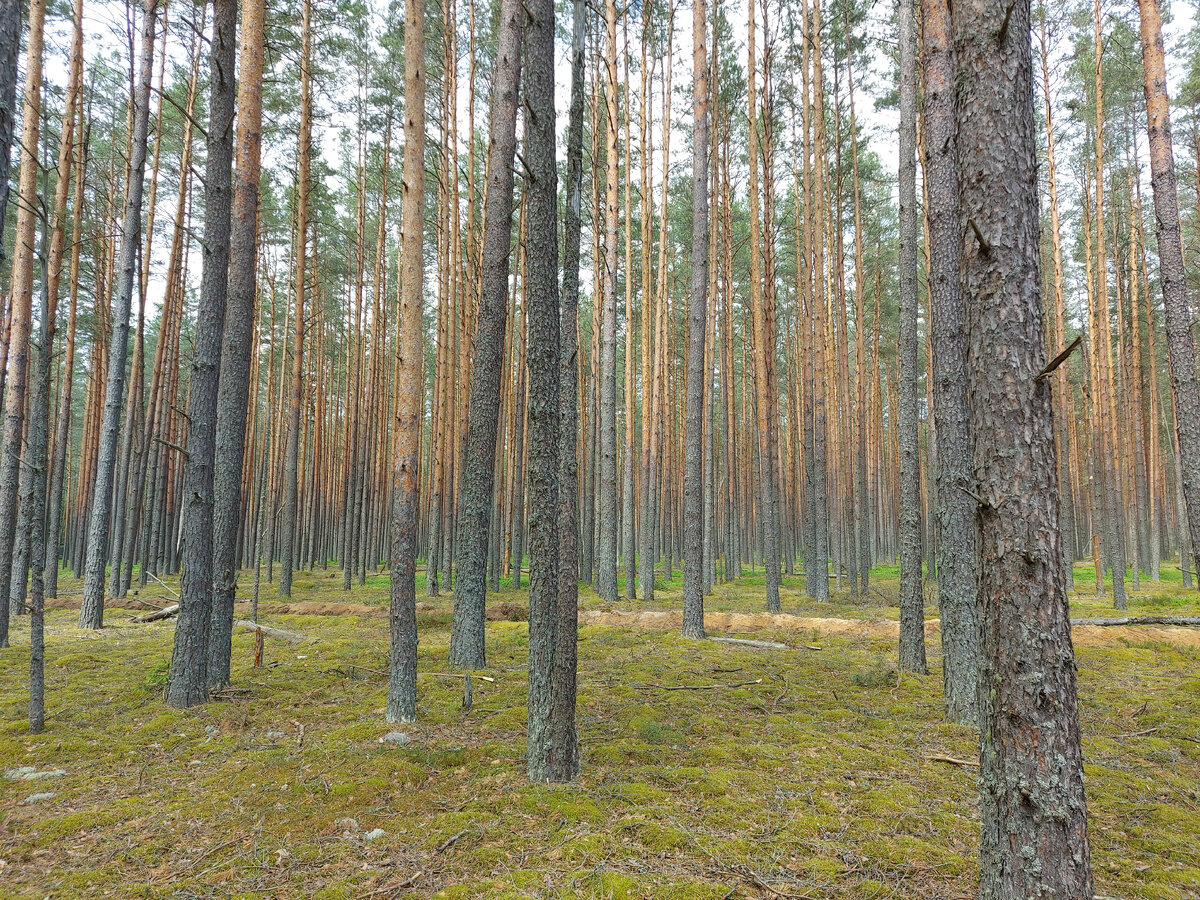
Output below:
[622,35,637,602]
[1038,16,1076,591]
[682,0,709,638]
[45,32,86,601]
[548,0,585,784]
[208,0,266,688]
[523,0,560,780]
[0,0,44,647]
[0,0,19,255]
[596,0,620,603]
[921,0,977,721]
[167,0,237,708]
[747,0,781,613]
[1137,0,1200,590]
[280,0,312,599]
[896,0,926,673]
[82,1,159,629]
[449,0,522,670]
[388,0,426,723]
[954,0,1094,892]
[29,0,82,727]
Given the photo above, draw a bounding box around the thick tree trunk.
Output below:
[683,0,709,639]
[954,0,1094,892]
[1137,0,1200,591]
[167,0,237,708]
[208,0,266,689]
[82,2,160,630]
[896,0,926,674]
[523,0,560,780]
[547,0,585,784]
[388,0,426,723]
[921,0,977,721]
[449,0,521,670]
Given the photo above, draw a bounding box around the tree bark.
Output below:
[523,0,560,780]
[921,0,977,721]
[449,0,521,670]
[547,0,586,785]
[1137,0,1200,591]
[167,0,237,708]
[0,0,44,647]
[208,0,266,689]
[596,0,621,603]
[954,0,1094,892]
[388,0,426,723]
[0,0,18,257]
[81,1,159,629]
[896,0,926,674]
[280,0,313,600]
[683,0,709,639]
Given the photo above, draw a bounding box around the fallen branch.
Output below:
[341,664,495,683]
[1071,615,1200,627]
[133,604,179,623]
[234,620,308,644]
[926,754,979,768]
[710,637,789,650]
[422,671,496,683]
[638,678,764,692]
[436,828,469,853]
[145,570,181,600]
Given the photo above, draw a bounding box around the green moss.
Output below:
[2,570,1197,900]
[635,822,690,852]
[560,832,611,863]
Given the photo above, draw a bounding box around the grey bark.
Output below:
[596,0,620,604]
[387,0,426,724]
[208,0,265,690]
[279,0,313,600]
[546,0,585,784]
[0,0,17,253]
[896,0,926,674]
[682,0,708,640]
[79,0,159,630]
[523,0,560,780]
[448,0,521,669]
[166,0,236,708]
[1137,0,1200,594]
[921,0,978,722]
[954,0,1094,893]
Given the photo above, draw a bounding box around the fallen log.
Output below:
[1072,615,1200,627]
[132,604,180,623]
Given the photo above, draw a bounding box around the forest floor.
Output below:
[1,564,1198,899]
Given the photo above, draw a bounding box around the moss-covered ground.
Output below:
[1,565,1198,898]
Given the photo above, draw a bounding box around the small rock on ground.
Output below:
[21,792,56,805]
[4,767,66,781]
[379,732,411,746]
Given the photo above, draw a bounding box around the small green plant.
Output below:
[852,656,897,688]
[144,658,170,688]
